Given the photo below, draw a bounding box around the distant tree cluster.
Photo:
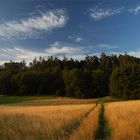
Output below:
[110,63,140,99]
[0,53,139,99]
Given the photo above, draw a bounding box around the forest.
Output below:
[0,53,139,99]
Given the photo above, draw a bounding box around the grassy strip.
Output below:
[95,104,111,140]
[96,96,125,104]
[0,95,57,105]
[52,105,97,140]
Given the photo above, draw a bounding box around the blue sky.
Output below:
[0,0,140,64]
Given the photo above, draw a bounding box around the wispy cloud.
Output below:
[47,41,82,55]
[0,9,67,39]
[75,37,83,42]
[128,5,140,15]
[89,6,123,21]
[68,36,83,42]
[0,43,118,64]
[0,42,83,64]
[0,47,45,64]
[0,44,139,65]
[96,44,117,49]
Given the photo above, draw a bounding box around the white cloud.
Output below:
[106,50,140,58]
[47,41,82,55]
[89,7,122,21]
[96,44,117,49]
[50,41,60,47]
[128,5,140,15]
[127,50,140,57]
[75,37,83,42]
[0,42,83,64]
[0,9,67,39]
[68,36,83,42]
[0,47,45,64]
[0,44,139,65]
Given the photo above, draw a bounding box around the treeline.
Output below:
[0,53,139,99]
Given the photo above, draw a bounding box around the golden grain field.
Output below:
[0,98,140,140]
[105,100,140,140]
[0,104,95,140]
[69,104,100,140]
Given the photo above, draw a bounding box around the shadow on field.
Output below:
[0,95,97,106]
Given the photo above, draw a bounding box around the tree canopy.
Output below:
[0,54,139,99]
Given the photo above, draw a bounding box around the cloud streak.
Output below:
[0,9,67,39]
[128,5,140,15]
[89,7,122,21]
[75,37,83,42]
[47,41,82,55]
[0,42,83,64]
[0,43,139,65]
[68,36,83,42]
[0,47,44,64]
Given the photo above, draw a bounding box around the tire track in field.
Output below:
[94,104,111,140]
[51,104,98,140]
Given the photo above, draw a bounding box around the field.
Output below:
[105,100,140,140]
[0,96,140,140]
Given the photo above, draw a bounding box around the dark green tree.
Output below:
[110,64,140,99]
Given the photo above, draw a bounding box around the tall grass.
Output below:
[69,105,100,140]
[0,104,94,140]
[105,100,140,140]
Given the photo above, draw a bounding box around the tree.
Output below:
[63,69,93,98]
[92,69,110,97]
[39,72,65,96]
[110,64,140,99]
[0,71,13,95]
[18,71,40,95]
[0,54,139,98]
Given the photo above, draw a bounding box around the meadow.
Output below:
[105,100,140,140]
[0,96,139,140]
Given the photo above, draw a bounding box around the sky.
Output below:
[0,0,140,64]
